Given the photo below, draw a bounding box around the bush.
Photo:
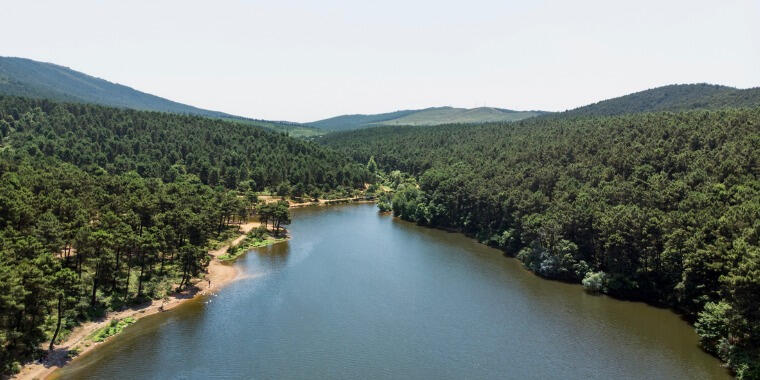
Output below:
[582,271,607,293]
[89,317,136,343]
[517,239,587,281]
[695,301,731,355]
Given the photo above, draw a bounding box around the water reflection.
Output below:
[56,204,730,380]
[254,240,291,269]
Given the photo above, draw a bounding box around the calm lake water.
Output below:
[56,204,730,379]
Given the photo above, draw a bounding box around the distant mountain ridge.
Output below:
[557,83,760,117]
[0,56,324,136]
[307,109,420,131]
[0,56,234,116]
[308,106,547,131]
[4,56,759,135]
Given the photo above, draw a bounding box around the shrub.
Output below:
[695,301,731,355]
[582,271,607,293]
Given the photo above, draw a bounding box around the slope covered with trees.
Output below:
[0,95,369,374]
[306,109,420,131]
[0,57,231,117]
[308,106,543,131]
[377,107,546,126]
[1,96,368,194]
[0,56,324,137]
[559,83,760,117]
[322,108,760,378]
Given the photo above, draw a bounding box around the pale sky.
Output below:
[2,0,759,122]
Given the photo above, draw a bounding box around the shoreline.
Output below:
[14,200,375,380]
[259,195,374,208]
[386,214,734,376]
[13,222,262,380]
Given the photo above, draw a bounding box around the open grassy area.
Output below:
[87,317,137,343]
[218,230,287,261]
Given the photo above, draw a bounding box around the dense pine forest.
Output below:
[322,108,760,378]
[0,57,326,137]
[0,96,370,374]
[553,84,760,118]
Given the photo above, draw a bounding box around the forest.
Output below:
[2,90,759,377]
[322,108,760,378]
[553,84,760,118]
[0,96,371,374]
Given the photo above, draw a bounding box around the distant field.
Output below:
[308,106,547,131]
[374,107,545,126]
[219,117,325,137]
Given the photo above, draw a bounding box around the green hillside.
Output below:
[321,106,760,377]
[306,109,419,131]
[308,107,545,131]
[0,56,324,137]
[309,84,760,132]
[378,107,545,126]
[558,83,760,117]
[220,117,325,137]
[0,94,369,373]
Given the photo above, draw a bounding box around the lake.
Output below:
[55,204,730,379]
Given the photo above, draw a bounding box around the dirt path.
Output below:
[259,194,371,208]
[14,221,261,380]
[289,197,372,208]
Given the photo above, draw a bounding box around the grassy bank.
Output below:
[87,317,137,343]
[219,227,288,261]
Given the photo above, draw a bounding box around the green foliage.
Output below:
[372,107,545,126]
[219,228,286,262]
[0,56,325,137]
[554,83,760,118]
[88,317,136,343]
[309,83,760,132]
[696,301,760,380]
[517,239,588,281]
[367,156,378,174]
[0,57,228,116]
[219,117,325,137]
[0,95,361,374]
[377,192,393,212]
[696,301,732,355]
[582,271,607,293]
[307,109,419,131]
[323,106,760,376]
[0,96,369,195]
[307,106,544,131]
[257,201,291,236]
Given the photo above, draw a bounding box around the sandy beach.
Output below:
[13,221,261,380]
[14,200,371,380]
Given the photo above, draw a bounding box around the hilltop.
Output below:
[308,106,545,131]
[557,83,760,117]
[0,56,324,137]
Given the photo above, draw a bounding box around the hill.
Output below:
[306,109,419,131]
[378,107,546,126]
[0,94,369,373]
[559,83,760,117]
[0,56,324,137]
[320,106,760,376]
[308,106,545,131]
[310,84,760,131]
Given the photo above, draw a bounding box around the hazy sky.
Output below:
[2,1,759,122]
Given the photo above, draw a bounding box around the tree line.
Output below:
[0,96,372,196]
[0,96,366,374]
[322,107,760,379]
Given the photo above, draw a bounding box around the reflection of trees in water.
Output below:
[255,241,291,269]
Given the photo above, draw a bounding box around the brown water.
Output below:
[56,204,731,379]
